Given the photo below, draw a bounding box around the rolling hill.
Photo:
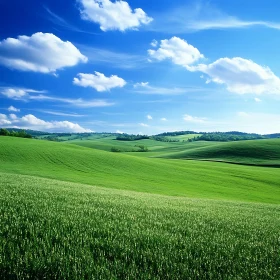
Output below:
[160,138,280,166]
[0,136,280,203]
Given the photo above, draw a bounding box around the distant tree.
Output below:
[111,147,121,152]
[0,128,10,136]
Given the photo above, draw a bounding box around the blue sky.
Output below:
[1,0,280,134]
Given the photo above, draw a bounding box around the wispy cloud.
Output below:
[149,2,280,33]
[133,82,206,95]
[79,45,147,69]
[44,6,100,35]
[37,110,86,117]
[183,114,207,123]
[0,87,114,108]
[30,95,114,108]
[139,123,149,127]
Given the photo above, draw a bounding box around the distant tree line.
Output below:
[151,136,179,142]
[116,134,150,141]
[191,132,264,142]
[156,131,199,137]
[0,128,32,138]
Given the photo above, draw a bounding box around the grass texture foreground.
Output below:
[0,172,280,279]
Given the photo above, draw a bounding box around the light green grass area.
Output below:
[160,138,280,166]
[0,137,280,204]
[1,172,279,279]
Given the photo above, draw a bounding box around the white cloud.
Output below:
[0,114,12,125]
[183,114,207,123]
[8,106,20,112]
[116,130,124,134]
[73,71,126,92]
[78,0,153,31]
[255,97,262,102]
[147,114,153,120]
[139,123,149,127]
[0,113,92,133]
[0,32,87,73]
[161,118,167,121]
[148,37,204,68]
[192,57,280,94]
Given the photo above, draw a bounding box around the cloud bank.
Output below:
[0,113,92,133]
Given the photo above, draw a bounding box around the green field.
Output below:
[1,172,280,279]
[1,137,280,203]
[0,136,280,279]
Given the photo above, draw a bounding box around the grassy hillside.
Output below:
[1,172,279,279]
[160,138,280,166]
[70,136,216,156]
[0,136,280,203]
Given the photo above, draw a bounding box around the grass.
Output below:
[1,137,280,204]
[1,172,280,279]
[160,138,280,166]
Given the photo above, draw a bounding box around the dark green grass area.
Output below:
[1,173,280,279]
[1,137,280,203]
[160,138,280,166]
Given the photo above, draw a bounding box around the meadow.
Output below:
[0,135,280,279]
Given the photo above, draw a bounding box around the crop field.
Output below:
[0,136,280,279]
[1,172,280,279]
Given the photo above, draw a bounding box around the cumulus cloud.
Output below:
[73,71,126,92]
[183,114,207,123]
[161,118,167,121]
[147,114,152,120]
[8,106,20,112]
[148,36,280,95]
[255,97,262,102]
[0,113,91,133]
[0,32,87,73]
[78,0,153,31]
[148,37,204,68]
[192,57,280,94]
